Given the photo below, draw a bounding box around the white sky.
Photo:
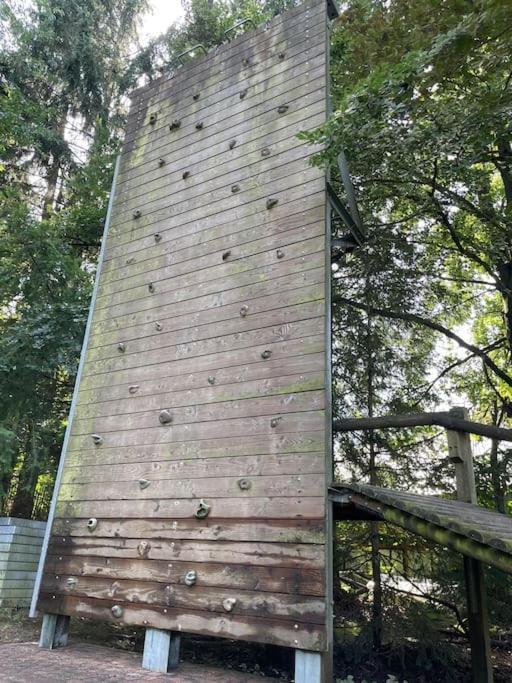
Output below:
[139,0,185,44]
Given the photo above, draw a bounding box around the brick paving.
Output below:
[0,641,279,682]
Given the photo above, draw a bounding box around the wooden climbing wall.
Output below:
[35,0,330,653]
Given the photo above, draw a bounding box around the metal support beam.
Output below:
[39,613,70,649]
[295,650,322,683]
[142,628,181,673]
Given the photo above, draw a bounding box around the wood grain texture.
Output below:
[37,0,329,652]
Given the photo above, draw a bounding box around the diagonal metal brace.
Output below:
[327,182,365,247]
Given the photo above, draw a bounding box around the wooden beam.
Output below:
[333,412,512,442]
[142,627,180,673]
[39,613,70,649]
[295,650,322,683]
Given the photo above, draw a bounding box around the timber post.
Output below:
[39,613,70,649]
[447,407,493,683]
[295,649,322,683]
[142,628,181,673]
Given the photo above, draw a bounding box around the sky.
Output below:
[139,0,185,44]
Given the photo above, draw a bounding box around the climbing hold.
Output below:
[276,249,285,259]
[158,158,166,167]
[261,148,270,157]
[132,209,142,219]
[193,93,200,100]
[261,350,272,360]
[148,282,155,293]
[159,409,173,425]
[87,517,98,532]
[182,170,190,179]
[222,250,231,261]
[137,540,151,558]
[195,121,204,130]
[242,57,249,66]
[66,577,77,589]
[239,89,247,99]
[231,184,240,193]
[194,499,211,519]
[228,139,237,150]
[154,233,162,243]
[266,198,278,210]
[155,321,163,331]
[149,112,157,125]
[207,376,216,385]
[238,478,251,491]
[278,51,286,60]
[128,385,139,395]
[223,598,237,612]
[184,570,197,587]
[111,605,123,618]
[92,434,103,446]
[270,417,282,428]
[239,305,248,318]
[169,119,181,131]
[138,478,151,490]
[117,342,126,353]
[277,104,289,114]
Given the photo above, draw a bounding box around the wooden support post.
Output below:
[447,407,493,683]
[142,628,180,673]
[295,650,322,683]
[39,613,70,649]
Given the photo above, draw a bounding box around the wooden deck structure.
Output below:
[32,1,334,680]
[29,1,512,681]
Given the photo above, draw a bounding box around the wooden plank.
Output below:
[110,161,323,243]
[42,575,325,624]
[117,67,325,209]
[295,650,322,682]
[82,316,324,383]
[58,472,324,503]
[55,496,325,521]
[52,517,324,544]
[48,537,324,569]
[83,329,325,392]
[114,110,324,216]
[121,55,325,181]
[104,192,323,272]
[89,279,325,346]
[44,554,325,596]
[106,175,323,257]
[95,229,324,308]
[126,2,323,128]
[65,430,325,468]
[37,593,326,651]
[86,299,324,361]
[142,628,176,673]
[73,372,324,421]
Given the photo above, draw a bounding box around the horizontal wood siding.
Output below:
[37,0,328,651]
[0,518,46,606]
